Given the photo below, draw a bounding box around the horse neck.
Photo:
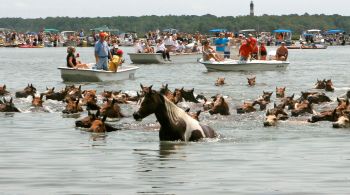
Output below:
[154,95,181,129]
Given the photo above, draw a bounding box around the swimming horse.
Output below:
[133,84,217,141]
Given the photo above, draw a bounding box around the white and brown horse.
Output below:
[133,85,217,141]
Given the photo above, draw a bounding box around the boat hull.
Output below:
[128,53,202,64]
[58,65,139,82]
[199,59,289,71]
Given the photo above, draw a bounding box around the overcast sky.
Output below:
[0,0,348,18]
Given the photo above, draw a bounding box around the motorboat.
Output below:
[300,29,324,44]
[198,58,289,71]
[128,52,202,64]
[58,64,139,82]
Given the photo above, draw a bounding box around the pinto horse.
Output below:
[133,85,217,141]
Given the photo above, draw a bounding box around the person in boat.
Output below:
[155,39,171,61]
[133,39,143,53]
[215,33,229,59]
[239,39,252,61]
[143,40,154,53]
[94,32,111,70]
[202,40,222,62]
[248,34,258,60]
[192,42,200,53]
[276,42,288,61]
[259,42,267,60]
[66,46,89,69]
[108,49,124,72]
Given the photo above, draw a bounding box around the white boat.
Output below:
[198,58,289,71]
[128,52,202,64]
[58,65,139,82]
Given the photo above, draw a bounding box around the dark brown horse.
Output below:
[75,110,120,132]
[0,84,9,96]
[0,97,20,112]
[133,85,217,141]
[65,85,82,101]
[81,90,100,110]
[180,87,199,103]
[247,76,256,86]
[281,94,296,110]
[325,79,334,92]
[209,95,230,115]
[314,79,326,89]
[308,109,338,123]
[260,91,273,102]
[306,92,331,104]
[15,84,37,98]
[159,84,176,103]
[42,87,68,101]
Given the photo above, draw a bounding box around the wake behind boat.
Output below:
[128,52,202,64]
[198,58,289,71]
[58,64,139,82]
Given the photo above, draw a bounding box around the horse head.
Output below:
[0,84,9,95]
[180,87,199,103]
[276,87,286,98]
[247,76,256,86]
[31,94,44,107]
[0,97,20,112]
[100,98,124,118]
[209,95,230,115]
[215,77,225,86]
[325,79,334,92]
[314,79,326,89]
[133,85,162,121]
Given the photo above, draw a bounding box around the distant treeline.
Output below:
[0,14,349,35]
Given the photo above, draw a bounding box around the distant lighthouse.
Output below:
[250,1,254,16]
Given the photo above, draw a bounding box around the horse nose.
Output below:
[133,112,142,121]
[263,121,272,127]
[333,123,341,128]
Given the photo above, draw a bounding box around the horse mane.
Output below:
[161,93,187,124]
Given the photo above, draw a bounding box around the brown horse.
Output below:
[81,90,100,110]
[65,85,82,101]
[291,100,313,116]
[133,85,217,141]
[333,111,350,128]
[281,94,296,110]
[237,101,257,114]
[0,97,20,112]
[31,94,44,107]
[215,77,225,86]
[276,87,286,98]
[0,84,9,96]
[253,98,269,110]
[62,98,83,114]
[247,76,256,86]
[347,90,350,99]
[325,79,334,92]
[209,95,230,115]
[260,91,273,102]
[159,84,176,103]
[75,110,120,132]
[100,98,124,118]
[15,84,37,98]
[264,104,289,126]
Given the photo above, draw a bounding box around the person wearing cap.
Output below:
[94,32,111,70]
[248,34,258,60]
[276,42,288,61]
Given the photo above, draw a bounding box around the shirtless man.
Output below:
[276,42,288,61]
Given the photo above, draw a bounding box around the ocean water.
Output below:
[0,46,349,194]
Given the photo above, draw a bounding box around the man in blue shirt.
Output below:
[94,32,111,70]
[215,33,229,58]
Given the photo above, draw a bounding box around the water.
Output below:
[0,46,350,194]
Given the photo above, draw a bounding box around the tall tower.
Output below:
[250,1,254,16]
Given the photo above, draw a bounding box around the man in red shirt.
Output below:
[248,34,258,59]
[239,39,252,61]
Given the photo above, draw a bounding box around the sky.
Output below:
[0,0,348,18]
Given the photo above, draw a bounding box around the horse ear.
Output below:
[181,87,184,91]
[3,85,6,89]
[291,94,294,99]
[30,84,33,87]
[149,85,153,90]
[283,87,286,90]
[3,97,6,103]
[191,88,194,93]
[165,84,168,89]
[274,103,277,108]
[196,110,202,116]
[10,97,13,103]
[337,97,340,103]
[78,85,81,90]
[266,109,270,116]
[88,110,92,116]
[52,87,55,91]
[140,83,144,89]
[346,99,349,106]
[111,98,116,105]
